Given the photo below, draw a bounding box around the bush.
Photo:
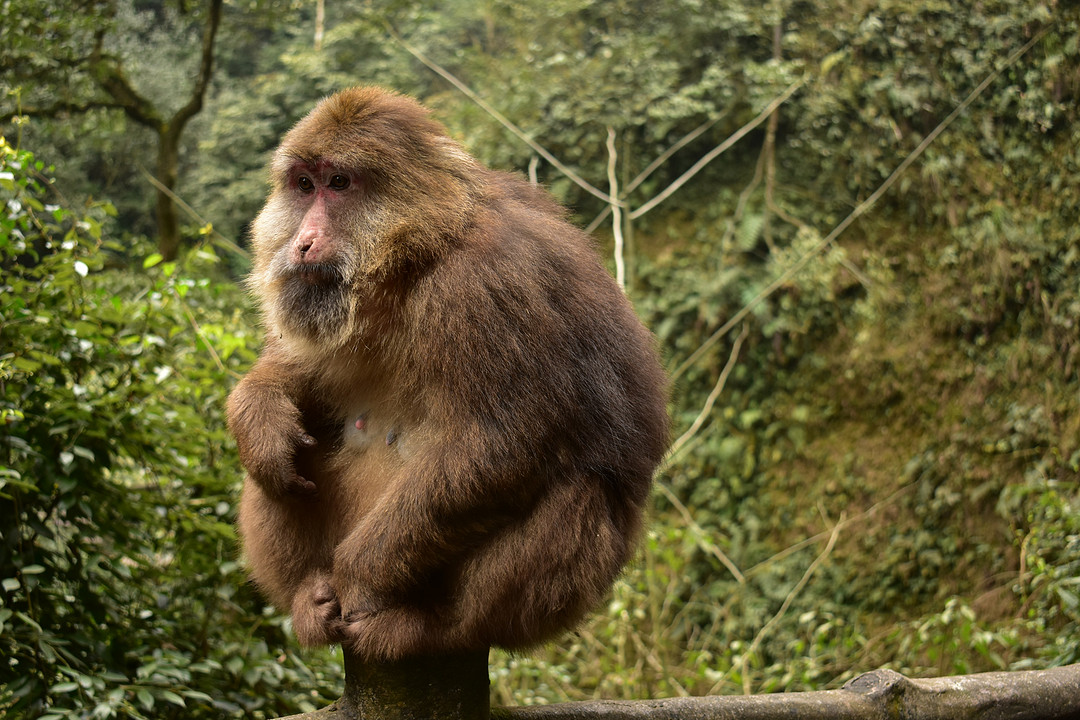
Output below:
[0,138,342,718]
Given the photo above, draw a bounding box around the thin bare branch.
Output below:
[170,286,235,377]
[655,483,745,584]
[769,202,874,288]
[528,155,540,186]
[727,515,842,696]
[628,114,728,197]
[664,323,750,464]
[139,167,249,260]
[386,24,616,205]
[584,112,729,234]
[718,141,766,250]
[583,203,612,235]
[742,481,915,580]
[650,325,751,585]
[629,78,805,220]
[606,127,626,290]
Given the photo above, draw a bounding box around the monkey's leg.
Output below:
[335,479,640,659]
[452,479,639,650]
[334,604,454,661]
[290,569,351,647]
[238,482,341,645]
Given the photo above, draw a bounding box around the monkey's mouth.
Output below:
[276,263,351,342]
[289,262,344,286]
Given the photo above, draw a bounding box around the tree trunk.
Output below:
[276,649,490,720]
[155,125,182,261]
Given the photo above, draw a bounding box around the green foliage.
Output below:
[0,0,220,240]
[0,139,342,718]
[1001,476,1080,667]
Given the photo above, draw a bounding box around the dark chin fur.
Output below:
[275,265,351,342]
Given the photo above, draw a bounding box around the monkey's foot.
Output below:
[336,603,449,660]
[291,574,347,646]
[336,607,384,656]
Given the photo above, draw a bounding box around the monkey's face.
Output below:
[249,158,383,352]
[248,87,481,354]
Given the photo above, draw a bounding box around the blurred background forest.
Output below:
[2,0,1080,717]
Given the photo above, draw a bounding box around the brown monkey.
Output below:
[227,87,668,661]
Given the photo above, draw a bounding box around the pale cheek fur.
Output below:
[250,197,299,271]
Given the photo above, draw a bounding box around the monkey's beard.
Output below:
[263,259,359,352]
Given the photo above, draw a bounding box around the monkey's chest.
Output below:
[339,408,407,455]
[306,406,414,517]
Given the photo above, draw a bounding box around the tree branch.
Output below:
[606,127,626,290]
[88,31,163,130]
[493,664,1080,720]
[629,78,805,221]
[386,23,617,205]
[171,0,223,135]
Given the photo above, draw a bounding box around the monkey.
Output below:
[226,87,669,661]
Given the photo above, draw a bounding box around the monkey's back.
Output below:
[390,171,669,646]
[402,169,668,513]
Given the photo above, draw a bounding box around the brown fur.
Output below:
[226,87,669,660]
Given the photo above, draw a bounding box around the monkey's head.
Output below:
[248,87,481,354]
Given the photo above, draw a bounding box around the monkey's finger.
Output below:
[297,432,317,448]
[291,474,319,495]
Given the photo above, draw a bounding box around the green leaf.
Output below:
[225,656,244,675]
[1057,587,1078,611]
[12,356,42,373]
[143,253,164,268]
[161,691,186,707]
[71,446,95,462]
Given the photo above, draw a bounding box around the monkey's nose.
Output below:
[291,232,323,264]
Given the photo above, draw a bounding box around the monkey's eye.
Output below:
[328,174,350,190]
[297,175,315,192]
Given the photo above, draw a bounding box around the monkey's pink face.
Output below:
[253,158,370,347]
[282,159,364,272]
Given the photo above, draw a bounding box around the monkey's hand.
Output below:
[292,574,384,649]
[291,572,348,647]
[227,374,318,498]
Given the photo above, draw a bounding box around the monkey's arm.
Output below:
[226,340,318,497]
